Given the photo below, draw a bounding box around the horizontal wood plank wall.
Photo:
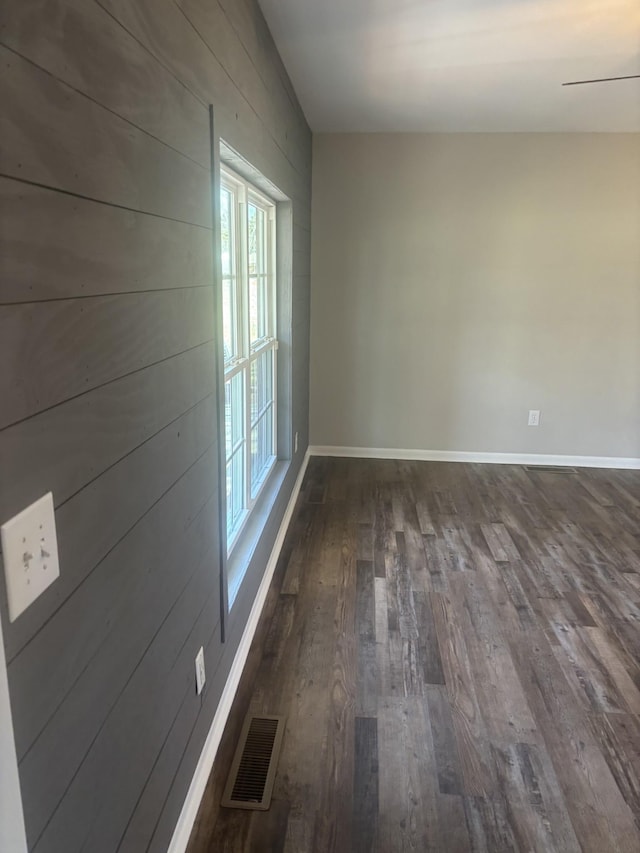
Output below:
[0,0,312,850]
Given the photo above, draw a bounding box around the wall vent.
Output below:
[221,715,285,810]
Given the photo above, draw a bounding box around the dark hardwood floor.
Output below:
[188,457,640,852]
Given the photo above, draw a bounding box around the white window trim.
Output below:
[221,166,278,556]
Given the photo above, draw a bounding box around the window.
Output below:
[221,167,278,551]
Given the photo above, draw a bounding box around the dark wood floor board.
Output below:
[312,512,357,853]
[472,549,528,641]
[449,574,539,747]
[393,549,421,640]
[2,394,216,661]
[1,47,211,227]
[189,459,640,852]
[507,627,639,850]
[584,569,640,624]
[280,504,316,595]
[463,794,521,852]
[626,571,640,592]
[247,800,290,853]
[301,456,328,504]
[596,504,640,550]
[422,533,449,592]
[440,516,477,571]
[355,560,377,717]
[378,696,441,851]
[249,596,308,724]
[1,0,210,168]
[591,712,640,827]
[0,178,214,305]
[436,794,472,852]
[494,560,539,629]
[0,287,213,428]
[352,716,379,853]
[324,455,350,503]
[426,686,464,795]
[356,523,374,561]
[269,590,334,829]
[203,808,252,853]
[10,448,217,763]
[413,590,446,686]
[432,589,498,796]
[373,481,396,578]
[491,741,582,852]
[584,513,640,573]
[481,523,511,563]
[0,341,215,525]
[563,588,598,626]
[582,627,640,715]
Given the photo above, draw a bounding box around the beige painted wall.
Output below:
[310,133,640,459]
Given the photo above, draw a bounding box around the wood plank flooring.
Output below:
[188,457,640,852]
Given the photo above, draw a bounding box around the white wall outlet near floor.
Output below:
[1,492,60,622]
[195,647,206,696]
[528,410,541,427]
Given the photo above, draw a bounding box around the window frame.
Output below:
[220,166,278,555]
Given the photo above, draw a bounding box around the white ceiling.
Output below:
[258,0,640,131]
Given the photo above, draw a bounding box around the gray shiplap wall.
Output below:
[0,0,311,850]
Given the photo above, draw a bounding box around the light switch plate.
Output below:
[1,493,60,622]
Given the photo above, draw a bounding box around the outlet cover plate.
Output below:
[195,646,206,695]
[1,493,60,622]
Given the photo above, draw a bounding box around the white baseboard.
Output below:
[167,450,310,853]
[308,445,640,470]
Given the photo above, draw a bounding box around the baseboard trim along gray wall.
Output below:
[309,446,640,470]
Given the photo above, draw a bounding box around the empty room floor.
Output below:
[189,457,640,852]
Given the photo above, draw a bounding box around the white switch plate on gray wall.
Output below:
[1,493,60,622]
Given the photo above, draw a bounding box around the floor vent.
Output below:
[524,465,577,474]
[221,715,285,811]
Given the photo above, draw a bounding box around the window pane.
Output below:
[250,349,275,498]
[225,371,246,541]
[249,203,258,271]
[226,450,244,540]
[249,206,269,346]
[221,187,237,362]
[250,349,273,425]
[221,188,232,276]
[250,408,274,498]
[225,372,245,458]
[222,278,236,363]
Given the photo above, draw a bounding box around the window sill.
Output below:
[226,459,290,608]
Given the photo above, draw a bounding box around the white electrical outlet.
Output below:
[294,431,299,453]
[195,647,206,695]
[528,410,541,427]
[1,493,60,622]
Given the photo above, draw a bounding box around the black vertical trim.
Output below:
[209,105,229,640]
